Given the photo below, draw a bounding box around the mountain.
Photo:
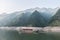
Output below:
[7,13,31,26]
[0,12,26,26]
[26,10,47,27]
[48,8,60,26]
[4,10,52,27]
[6,10,46,27]
[0,7,59,27]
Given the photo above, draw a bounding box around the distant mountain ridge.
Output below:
[0,7,59,27]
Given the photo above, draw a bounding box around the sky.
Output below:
[0,0,60,14]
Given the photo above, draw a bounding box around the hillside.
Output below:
[26,10,47,27]
[48,9,60,26]
[0,7,58,27]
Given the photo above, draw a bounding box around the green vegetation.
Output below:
[27,10,47,27]
[48,9,60,26]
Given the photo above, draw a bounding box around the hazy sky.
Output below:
[0,0,60,14]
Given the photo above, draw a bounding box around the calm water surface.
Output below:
[0,30,60,40]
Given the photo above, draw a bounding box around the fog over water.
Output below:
[0,27,60,33]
